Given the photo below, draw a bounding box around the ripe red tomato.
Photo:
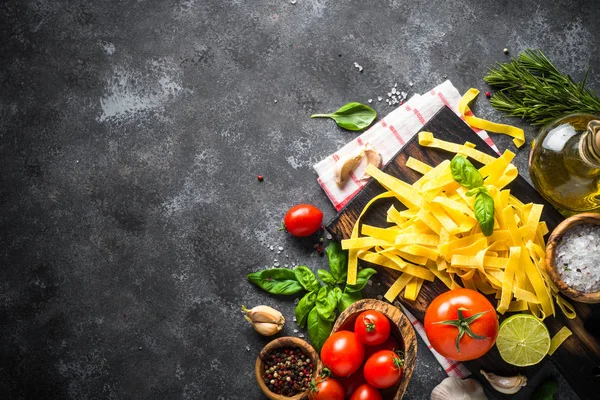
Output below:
[363,350,404,389]
[283,204,323,237]
[320,330,365,377]
[308,376,344,400]
[349,383,383,400]
[354,310,391,346]
[341,371,367,399]
[424,288,498,361]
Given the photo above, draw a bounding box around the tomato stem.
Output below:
[363,317,376,332]
[432,308,490,353]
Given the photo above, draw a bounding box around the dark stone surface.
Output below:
[1,0,598,399]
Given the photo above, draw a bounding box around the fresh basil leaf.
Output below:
[532,380,558,400]
[311,102,377,131]
[307,307,333,353]
[450,155,483,189]
[315,286,338,322]
[338,290,362,313]
[332,286,343,302]
[294,265,321,292]
[247,268,303,295]
[317,269,337,287]
[474,188,495,236]
[345,268,377,292]
[326,241,348,283]
[295,291,317,328]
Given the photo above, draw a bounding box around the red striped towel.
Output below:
[313,80,499,378]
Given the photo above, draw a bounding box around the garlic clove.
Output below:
[334,149,365,186]
[480,369,527,395]
[253,321,284,336]
[431,377,487,400]
[242,305,285,336]
[362,144,382,178]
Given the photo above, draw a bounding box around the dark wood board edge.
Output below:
[325,106,600,398]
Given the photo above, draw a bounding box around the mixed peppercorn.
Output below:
[262,346,313,396]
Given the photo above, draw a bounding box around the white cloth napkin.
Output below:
[313,80,499,378]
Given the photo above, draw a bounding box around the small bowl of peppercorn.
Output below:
[255,336,322,400]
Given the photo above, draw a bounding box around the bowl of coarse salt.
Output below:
[546,213,600,303]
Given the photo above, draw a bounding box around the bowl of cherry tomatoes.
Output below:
[308,299,417,400]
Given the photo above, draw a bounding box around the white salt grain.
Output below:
[555,223,600,293]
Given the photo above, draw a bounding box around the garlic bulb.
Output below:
[480,370,527,394]
[431,377,487,400]
[334,148,365,186]
[242,305,285,336]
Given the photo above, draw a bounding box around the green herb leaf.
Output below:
[474,188,495,236]
[311,102,377,131]
[247,268,304,295]
[317,269,337,287]
[450,155,483,189]
[345,268,377,292]
[326,241,348,283]
[295,291,317,328]
[294,265,322,292]
[532,380,558,400]
[332,286,343,302]
[307,307,333,352]
[315,286,338,322]
[484,49,600,126]
[338,290,362,313]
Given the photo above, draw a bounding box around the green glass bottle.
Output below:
[529,114,600,215]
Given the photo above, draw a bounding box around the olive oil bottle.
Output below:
[529,114,600,215]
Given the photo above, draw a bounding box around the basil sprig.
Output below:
[247,242,376,351]
[311,102,377,131]
[450,155,495,236]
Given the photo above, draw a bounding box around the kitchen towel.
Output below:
[313,79,499,378]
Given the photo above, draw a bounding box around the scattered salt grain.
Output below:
[278,246,284,251]
[291,0,297,4]
[367,99,372,103]
[555,223,600,293]
[353,62,363,72]
[293,316,296,322]
[298,333,305,338]
[293,329,298,333]
[274,99,277,103]
[246,345,251,351]
[269,245,274,251]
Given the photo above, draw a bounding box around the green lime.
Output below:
[496,314,550,367]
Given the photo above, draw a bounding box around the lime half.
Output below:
[496,314,550,367]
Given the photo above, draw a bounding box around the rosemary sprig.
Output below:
[484,49,600,126]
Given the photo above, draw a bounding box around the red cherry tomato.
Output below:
[354,310,391,346]
[283,204,323,237]
[363,350,404,389]
[424,288,498,361]
[349,383,383,400]
[308,376,344,400]
[364,334,401,360]
[320,330,365,377]
[341,371,367,399]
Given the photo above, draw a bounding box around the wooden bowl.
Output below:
[255,336,321,400]
[332,299,417,400]
[545,212,600,303]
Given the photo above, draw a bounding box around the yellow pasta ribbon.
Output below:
[549,326,573,356]
[458,88,525,148]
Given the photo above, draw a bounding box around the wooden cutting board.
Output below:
[326,106,600,399]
